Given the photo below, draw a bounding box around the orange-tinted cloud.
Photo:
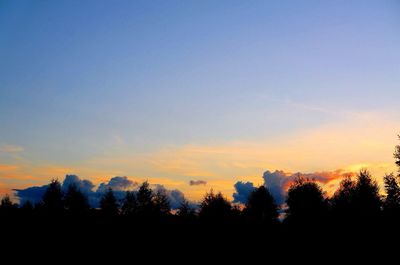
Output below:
[0,164,18,171]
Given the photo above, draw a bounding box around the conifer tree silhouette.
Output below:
[121,191,137,216]
[154,188,171,217]
[394,135,400,174]
[136,181,155,218]
[383,173,400,218]
[64,183,90,215]
[352,169,381,218]
[42,179,64,215]
[199,190,232,221]
[100,188,119,216]
[176,199,194,217]
[331,175,356,219]
[0,195,17,217]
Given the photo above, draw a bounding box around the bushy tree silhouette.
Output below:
[243,186,278,224]
[199,190,232,221]
[64,183,90,215]
[331,170,381,222]
[100,188,119,216]
[42,179,64,215]
[121,191,137,216]
[285,177,327,224]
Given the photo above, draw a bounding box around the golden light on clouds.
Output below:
[0,111,399,201]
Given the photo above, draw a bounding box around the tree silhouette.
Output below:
[42,179,64,215]
[64,183,90,215]
[100,188,119,216]
[383,173,400,218]
[177,199,195,218]
[121,191,137,216]
[352,169,381,218]
[0,195,17,217]
[154,188,171,217]
[285,177,327,224]
[394,135,400,173]
[243,186,278,224]
[199,190,232,221]
[20,200,34,215]
[331,175,356,219]
[136,181,155,218]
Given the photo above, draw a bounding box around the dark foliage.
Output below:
[199,190,233,221]
[100,188,119,216]
[41,179,64,215]
[243,186,278,224]
[154,189,171,217]
[285,176,327,224]
[176,199,195,219]
[383,173,400,217]
[3,135,400,246]
[121,191,137,216]
[136,181,156,218]
[64,183,90,215]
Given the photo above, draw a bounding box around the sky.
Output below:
[1,0,400,203]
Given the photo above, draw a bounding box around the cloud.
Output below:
[15,175,187,209]
[234,169,353,205]
[232,181,255,204]
[14,185,48,205]
[0,144,24,153]
[96,176,138,193]
[0,164,18,171]
[153,184,186,209]
[189,180,207,186]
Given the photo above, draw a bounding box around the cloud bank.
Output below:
[233,169,351,205]
[15,175,185,209]
[232,181,255,204]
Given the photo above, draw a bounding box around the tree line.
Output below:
[2,137,400,228]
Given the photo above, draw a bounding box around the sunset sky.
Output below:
[1,1,400,203]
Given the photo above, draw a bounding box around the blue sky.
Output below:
[1,1,400,200]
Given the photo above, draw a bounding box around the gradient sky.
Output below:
[1,0,400,201]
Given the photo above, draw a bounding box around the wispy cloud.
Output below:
[0,144,24,153]
[0,111,398,202]
[189,180,207,186]
[0,164,18,171]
